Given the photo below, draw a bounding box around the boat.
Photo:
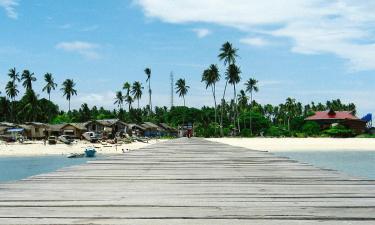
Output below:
[84,147,97,157]
[82,132,99,143]
[58,135,73,145]
[67,153,84,158]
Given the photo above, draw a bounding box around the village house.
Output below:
[305,110,366,134]
[159,123,178,137]
[86,119,127,137]
[19,122,49,139]
[60,123,88,139]
[126,123,145,136]
[141,122,164,137]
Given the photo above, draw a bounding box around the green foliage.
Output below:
[302,121,321,136]
[324,125,354,137]
[266,126,289,137]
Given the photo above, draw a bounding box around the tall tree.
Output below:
[5,81,19,122]
[175,78,190,107]
[144,68,152,114]
[285,97,296,131]
[61,79,77,112]
[42,73,57,101]
[218,42,238,136]
[226,64,241,133]
[202,64,220,134]
[131,81,143,109]
[114,91,124,110]
[245,78,259,135]
[8,67,20,83]
[21,70,36,90]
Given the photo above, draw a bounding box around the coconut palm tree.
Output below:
[42,73,57,101]
[8,67,20,83]
[61,79,77,112]
[21,70,36,90]
[131,81,143,109]
[218,42,238,136]
[5,81,19,122]
[114,91,124,109]
[285,97,296,131]
[226,64,241,133]
[144,68,152,113]
[202,64,220,132]
[125,95,134,111]
[175,78,190,107]
[245,78,259,135]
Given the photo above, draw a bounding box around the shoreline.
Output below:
[206,137,375,152]
[0,139,164,157]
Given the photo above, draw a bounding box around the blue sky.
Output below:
[1,0,375,116]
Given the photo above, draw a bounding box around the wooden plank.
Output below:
[0,138,374,224]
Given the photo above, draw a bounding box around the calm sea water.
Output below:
[0,156,89,182]
[275,151,375,179]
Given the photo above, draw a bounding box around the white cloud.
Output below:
[0,0,18,19]
[135,0,375,71]
[55,41,101,60]
[240,37,269,47]
[192,28,211,38]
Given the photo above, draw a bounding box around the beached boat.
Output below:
[58,135,73,145]
[82,132,99,143]
[67,153,85,158]
[84,147,96,157]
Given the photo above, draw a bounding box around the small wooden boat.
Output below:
[84,147,97,157]
[67,153,84,158]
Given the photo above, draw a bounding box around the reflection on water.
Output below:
[0,156,90,182]
[275,151,375,179]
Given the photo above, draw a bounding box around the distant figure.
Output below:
[187,129,193,138]
[43,138,46,146]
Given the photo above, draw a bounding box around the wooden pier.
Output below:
[0,138,374,224]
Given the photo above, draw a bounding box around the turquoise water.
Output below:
[275,151,375,179]
[0,156,89,182]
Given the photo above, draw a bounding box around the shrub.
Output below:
[266,126,289,137]
[302,121,321,136]
[324,125,354,137]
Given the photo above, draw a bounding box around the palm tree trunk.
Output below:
[250,91,253,136]
[68,99,71,112]
[212,84,217,136]
[148,80,152,114]
[48,93,51,101]
[183,96,185,107]
[220,81,228,137]
[138,99,140,109]
[234,84,240,134]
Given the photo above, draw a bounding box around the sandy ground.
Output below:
[0,139,164,157]
[206,137,375,152]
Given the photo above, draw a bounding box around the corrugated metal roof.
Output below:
[305,111,360,120]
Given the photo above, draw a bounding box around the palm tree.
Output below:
[175,78,190,107]
[5,81,19,122]
[114,91,124,109]
[226,64,241,133]
[144,68,152,114]
[131,81,143,109]
[42,73,57,101]
[61,79,77,112]
[285,97,296,131]
[8,67,20,82]
[218,42,238,66]
[202,64,220,133]
[245,78,259,135]
[125,95,134,111]
[21,70,36,90]
[218,42,238,136]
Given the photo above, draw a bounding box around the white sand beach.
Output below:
[206,138,375,152]
[0,139,163,157]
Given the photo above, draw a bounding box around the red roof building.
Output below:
[305,110,366,134]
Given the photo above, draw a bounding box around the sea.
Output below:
[0,151,374,182]
[275,151,375,179]
[0,156,90,182]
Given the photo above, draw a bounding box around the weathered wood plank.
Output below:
[0,138,374,224]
